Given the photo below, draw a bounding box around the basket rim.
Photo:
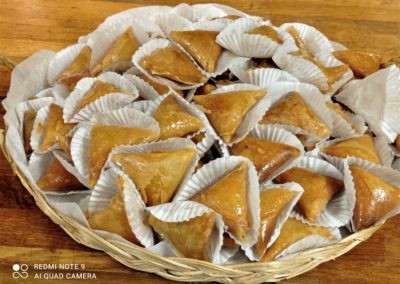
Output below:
[0,127,382,283]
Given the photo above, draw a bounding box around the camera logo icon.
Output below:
[12,264,29,279]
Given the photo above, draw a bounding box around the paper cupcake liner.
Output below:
[147,200,225,264]
[123,73,160,100]
[336,65,400,143]
[70,108,160,186]
[108,137,199,202]
[47,43,90,85]
[200,83,271,146]
[191,5,232,21]
[343,157,400,232]
[148,92,215,157]
[216,17,286,58]
[245,182,304,261]
[264,82,333,142]
[3,50,54,111]
[126,100,157,114]
[88,19,150,71]
[284,156,352,227]
[152,13,193,37]
[132,38,207,90]
[248,68,299,88]
[329,107,365,138]
[228,59,253,83]
[53,150,89,188]
[393,158,400,171]
[147,240,177,257]
[88,167,154,247]
[230,124,305,182]
[63,72,139,122]
[344,110,367,135]
[174,156,260,250]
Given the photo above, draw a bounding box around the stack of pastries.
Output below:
[8,4,400,264]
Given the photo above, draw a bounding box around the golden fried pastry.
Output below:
[247,26,283,44]
[58,45,92,91]
[58,135,73,162]
[326,102,359,133]
[223,233,240,249]
[154,96,203,140]
[191,131,206,144]
[321,134,380,164]
[194,83,217,96]
[88,177,139,243]
[77,80,128,111]
[275,167,343,222]
[23,110,37,154]
[212,15,241,20]
[148,212,216,261]
[37,159,83,191]
[395,135,400,151]
[350,165,400,230]
[88,125,158,188]
[261,218,335,261]
[252,58,279,69]
[139,47,208,85]
[91,27,140,75]
[170,30,222,73]
[254,189,298,258]
[193,89,266,143]
[260,92,330,138]
[287,26,349,88]
[136,74,184,96]
[231,136,301,182]
[112,148,196,206]
[332,50,382,78]
[38,104,76,153]
[191,162,250,242]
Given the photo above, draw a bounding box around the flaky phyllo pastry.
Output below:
[332,50,383,78]
[193,89,266,143]
[89,176,139,243]
[112,147,197,206]
[23,110,37,154]
[91,27,140,75]
[139,46,208,85]
[246,25,283,44]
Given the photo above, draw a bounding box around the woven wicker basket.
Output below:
[0,55,382,283]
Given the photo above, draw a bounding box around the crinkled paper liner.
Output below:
[393,158,400,171]
[123,73,160,100]
[88,167,154,247]
[63,72,139,122]
[125,100,157,114]
[147,200,225,263]
[245,182,304,261]
[248,68,300,88]
[329,106,367,138]
[174,156,260,250]
[342,157,400,232]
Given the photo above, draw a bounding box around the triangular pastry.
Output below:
[275,167,343,222]
[395,135,400,151]
[332,50,382,78]
[58,45,92,91]
[191,162,250,242]
[91,27,140,75]
[326,102,359,133]
[88,177,139,243]
[77,80,129,111]
[37,159,83,191]
[88,125,158,188]
[254,189,298,258]
[247,25,283,44]
[321,134,381,164]
[287,26,349,88]
[136,74,184,96]
[38,104,76,153]
[23,110,37,154]
[170,30,222,73]
[139,47,208,85]
[148,212,216,261]
[261,218,334,261]
[231,136,301,182]
[193,89,266,143]
[260,92,330,138]
[112,148,197,206]
[350,165,400,230]
[154,96,203,140]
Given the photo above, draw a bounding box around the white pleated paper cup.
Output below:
[125,100,157,114]
[147,201,225,263]
[328,106,365,138]
[174,156,260,250]
[148,92,215,157]
[248,68,299,88]
[284,157,352,228]
[336,65,400,143]
[342,157,400,232]
[70,108,160,185]
[393,158,400,171]
[245,182,303,261]
[132,38,208,90]
[53,150,89,188]
[63,72,139,123]
[229,59,253,83]
[263,82,333,143]
[88,168,154,247]
[123,73,160,100]
[152,13,193,37]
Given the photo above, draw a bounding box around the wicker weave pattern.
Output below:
[0,129,381,283]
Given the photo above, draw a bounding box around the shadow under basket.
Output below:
[0,128,381,283]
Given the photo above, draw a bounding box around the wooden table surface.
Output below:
[0,0,399,283]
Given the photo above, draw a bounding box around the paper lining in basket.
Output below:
[328,104,368,138]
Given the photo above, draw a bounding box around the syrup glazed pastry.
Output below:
[332,50,384,78]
